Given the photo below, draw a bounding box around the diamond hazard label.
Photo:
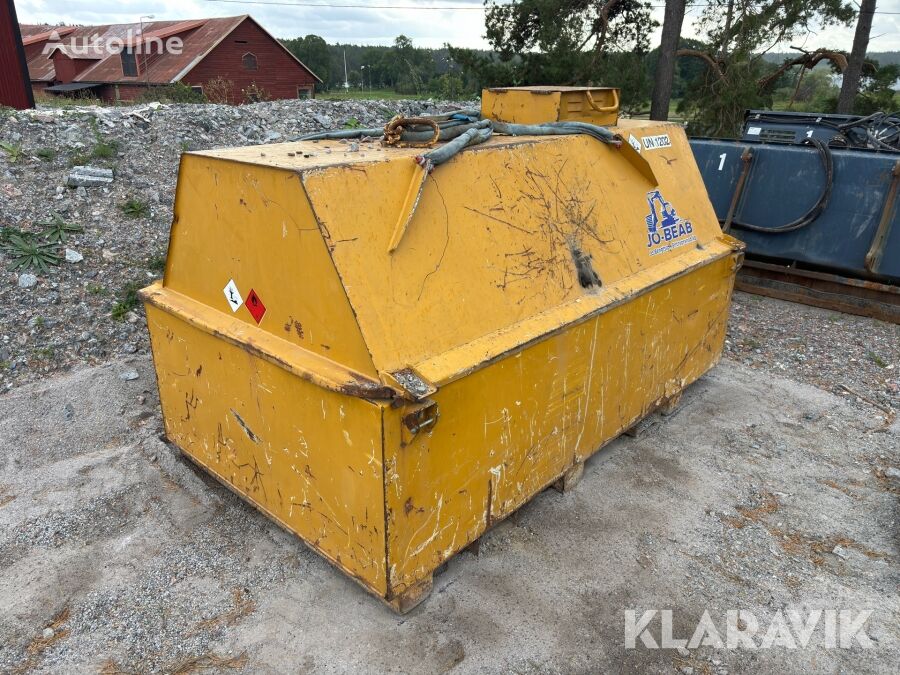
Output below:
[223,279,243,312]
[246,289,266,324]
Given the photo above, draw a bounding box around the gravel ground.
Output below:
[0,357,895,673]
[725,292,899,420]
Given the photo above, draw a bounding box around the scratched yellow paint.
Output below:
[164,153,377,377]
[143,112,743,612]
[145,303,388,593]
[383,254,738,593]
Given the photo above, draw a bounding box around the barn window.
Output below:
[297,87,310,99]
[242,53,258,71]
[121,49,138,77]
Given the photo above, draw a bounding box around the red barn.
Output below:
[0,0,34,109]
[19,15,320,104]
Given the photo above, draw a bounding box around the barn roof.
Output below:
[20,16,321,85]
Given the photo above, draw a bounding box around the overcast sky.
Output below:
[15,0,900,52]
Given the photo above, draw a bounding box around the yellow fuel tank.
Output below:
[142,96,743,612]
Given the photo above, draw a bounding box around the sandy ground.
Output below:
[0,351,897,674]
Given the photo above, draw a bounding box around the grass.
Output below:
[34,94,106,108]
[866,350,888,368]
[38,213,83,244]
[86,282,106,295]
[148,254,167,273]
[36,148,56,162]
[320,88,433,101]
[91,139,120,160]
[111,281,143,321]
[121,199,150,219]
[68,150,91,167]
[1,233,61,272]
[0,141,24,163]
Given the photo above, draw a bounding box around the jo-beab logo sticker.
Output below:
[644,189,697,256]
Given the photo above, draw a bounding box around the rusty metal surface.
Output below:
[18,16,320,87]
[737,259,900,323]
[865,160,900,275]
[20,18,242,84]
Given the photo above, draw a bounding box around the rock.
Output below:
[42,627,54,640]
[884,467,900,480]
[63,402,75,421]
[832,545,850,559]
[65,248,84,263]
[17,273,37,289]
[119,370,139,381]
[677,647,690,657]
[66,166,114,188]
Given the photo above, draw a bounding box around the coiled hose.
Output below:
[729,137,834,234]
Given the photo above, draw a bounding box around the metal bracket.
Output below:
[722,147,753,233]
[864,160,900,275]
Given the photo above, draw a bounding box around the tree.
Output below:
[650,0,687,120]
[283,35,331,89]
[837,0,876,113]
[851,61,900,114]
[478,0,658,103]
[676,0,856,136]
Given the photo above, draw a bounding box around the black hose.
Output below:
[729,137,834,234]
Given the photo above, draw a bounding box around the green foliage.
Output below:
[342,117,362,129]
[91,139,119,160]
[771,68,839,112]
[436,73,465,101]
[38,212,84,244]
[0,141,23,163]
[36,148,56,162]
[674,0,858,136]
[446,1,658,111]
[138,82,206,104]
[85,117,120,162]
[204,77,235,104]
[679,56,776,137]
[282,34,477,98]
[242,82,271,103]
[148,254,166,273]
[283,34,331,89]
[852,62,900,115]
[68,149,90,167]
[111,281,143,321]
[695,1,855,57]
[1,233,61,272]
[121,199,150,219]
